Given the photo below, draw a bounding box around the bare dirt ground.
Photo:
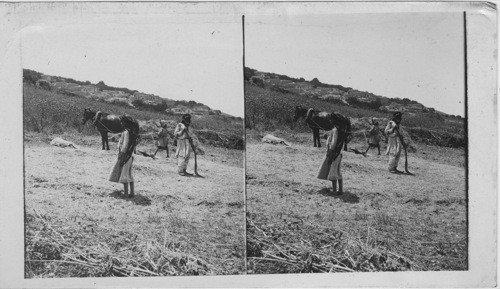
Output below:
[24,132,245,277]
[246,132,467,273]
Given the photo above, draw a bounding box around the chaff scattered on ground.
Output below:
[246,215,422,274]
[25,210,213,277]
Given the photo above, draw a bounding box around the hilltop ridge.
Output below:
[23,69,235,118]
[244,67,459,118]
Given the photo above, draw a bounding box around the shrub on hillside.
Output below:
[250,76,265,88]
[195,129,243,150]
[132,99,168,112]
[132,99,145,107]
[94,80,137,95]
[244,67,256,81]
[270,85,292,94]
[23,69,43,85]
[347,96,381,110]
[36,80,52,91]
[408,127,465,148]
[404,113,448,130]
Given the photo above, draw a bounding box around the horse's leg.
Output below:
[315,129,321,147]
[312,129,317,147]
[99,131,107,150]
[105,132,110,150]
[166,144,169,158]
[100,132,105,150]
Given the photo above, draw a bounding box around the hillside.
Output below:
[244,67,461,117]
[24,69,239,119]
[23,83,244,151]
[244,67,465,149]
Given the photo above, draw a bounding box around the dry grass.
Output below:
[24,134,245,277]
[26,209,213,277]
[245,134,467,274]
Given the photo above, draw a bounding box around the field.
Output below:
[244,80,467,273]
[245,131,467,273]
[24,84,245,277]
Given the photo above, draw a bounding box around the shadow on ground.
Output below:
[318,188,360,203]
[110,190,152,206]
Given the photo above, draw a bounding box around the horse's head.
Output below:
[293,105,308,122]
[82,108,96,125]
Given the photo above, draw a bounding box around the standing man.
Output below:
[364,118,381,156]
[174,114,192,176]
[384,112,403,173]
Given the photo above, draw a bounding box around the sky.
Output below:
[245,13,465,117]
[21,15,244,117]
[21,12,466,118]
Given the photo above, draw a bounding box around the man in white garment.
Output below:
[384,112,403,173]
[174,114,192,176]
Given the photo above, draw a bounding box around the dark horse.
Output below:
[82,108,125,150]
[294,105,352,149]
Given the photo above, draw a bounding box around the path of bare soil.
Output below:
[246,132,467,273]
[24,133,245,277]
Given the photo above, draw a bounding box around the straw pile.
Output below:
[246,214,419,274]
[25,209,213,277]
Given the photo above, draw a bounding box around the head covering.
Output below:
[182,114,191,124]
[393,112,402,120]
[119,115,140,165]
[120,115,139,136]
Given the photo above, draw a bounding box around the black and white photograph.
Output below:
[0,1,497,288]
[244,13,469,273]
[21,6,245,277]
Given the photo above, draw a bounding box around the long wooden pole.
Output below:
[187,133,202,177]
[394,126,412,175]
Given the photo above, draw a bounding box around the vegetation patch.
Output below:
[245,79,465,149]
[247,213,418,273]
[25,210,212,277]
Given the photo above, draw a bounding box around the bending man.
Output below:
[364,119,381,155]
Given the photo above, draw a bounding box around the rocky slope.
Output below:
[244,67,457,117]
[24,69,225,117]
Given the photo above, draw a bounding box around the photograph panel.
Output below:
[245,12,468,274]
[21,5,245,277]
[0,1,496,288]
